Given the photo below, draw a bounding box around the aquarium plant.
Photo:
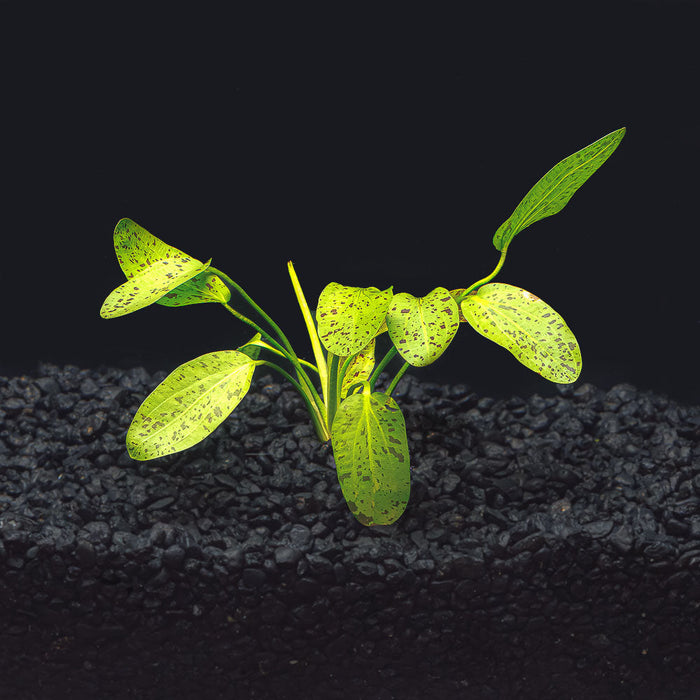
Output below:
[101,127,625,526]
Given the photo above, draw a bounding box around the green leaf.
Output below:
[316,283,393,356]
[386,287,460,367]
[237,333,264,361]
[493,127,626,252]
[100,256,210,318]
[156,269,231,307]
[126,350,256,460]
[331,387,410,526]
[340,338,376,399]
[113,218,199,278]
[103,218,228,312]
[461,283,581,383]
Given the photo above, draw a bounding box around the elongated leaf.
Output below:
[100,256,210,318]
[127,350,256,460]
[316,283,393,356]
[461,283,581,383]
[386,287,460,367]
[331,388,410,526]
[157,270,231,306]
[112,218,197,278]
[493,127,626,252]
[340,339,376,399]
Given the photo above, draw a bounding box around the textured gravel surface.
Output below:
[2,363,700,699]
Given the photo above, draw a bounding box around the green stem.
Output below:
[222,302,324,412]
[211,267,297,357]
[214,269,327,430]
[369,346,398,390]
[257,360,330,441]
[326,353,340,430]
[454,249,507,303]
[386,361,410,396]
[221,303,288,357]
[246,337,319,374]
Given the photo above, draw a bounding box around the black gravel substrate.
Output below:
[2,363,700,700]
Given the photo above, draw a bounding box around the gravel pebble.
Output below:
[1,364,700,699]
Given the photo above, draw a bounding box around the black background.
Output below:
[2,2,698,403]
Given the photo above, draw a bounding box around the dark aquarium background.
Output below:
[2,2,698,404]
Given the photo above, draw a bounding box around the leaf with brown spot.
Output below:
[386,287,460,367]
[316,283,393,357]
[127,350,256,460]
[331,388,410,526]
[461,283,581,383]
[340,339,376,399]
[100,256,210,318]
[157,270,231,307]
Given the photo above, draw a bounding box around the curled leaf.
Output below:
[100,257,210,318]
[113,218,197,279]
[157,270,231,307]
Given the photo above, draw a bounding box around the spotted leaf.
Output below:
[126,350,256,460]
[113,218,198,279]
[331,387,410,526]
[100,256,210,318]
[493,127,626,252]
[106,217,229,311]
[316,283,393,357]
[340,339,376,399]
[157,270,231,307]
[461,283,581,383]
[386,287,460,367]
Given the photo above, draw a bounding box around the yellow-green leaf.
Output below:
[331,387,410,526]
[386,287,460,367]
[316,283,393,356]
[461,283,581,383]
[113,218,198,279]
[157,270,231,307]
[126,350,256,460]
[100,256,210,318]
[340,339,376,399]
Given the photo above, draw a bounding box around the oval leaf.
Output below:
[157,269,231,307]
[493,127,626,252]
[100,256,210,318]
[127,350,256,460]
[316,283,393,356]
[331,388,410,526]
[386,287,460,367]
[461,283,581,383]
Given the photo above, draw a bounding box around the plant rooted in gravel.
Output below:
[101,127,625,526]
